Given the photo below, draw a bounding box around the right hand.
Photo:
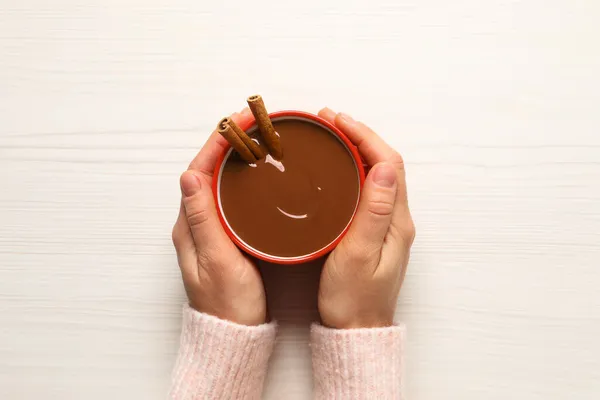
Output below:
[316,108,416,329]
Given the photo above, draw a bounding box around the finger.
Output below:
[341,162,398,264]
[188,108,254,177]
[180,170,235,258]
[172,201,198,281]
[334,112,400,168]
[318,107,337,124]
[321,110,414,262]
[333,112,410,216]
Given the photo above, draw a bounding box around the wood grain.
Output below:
[1,1,600,399]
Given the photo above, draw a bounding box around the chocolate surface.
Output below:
[219,118,360,258]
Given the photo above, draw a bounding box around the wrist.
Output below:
[322,317,395,330]
[320,308,395,329]
[188,300,267,326]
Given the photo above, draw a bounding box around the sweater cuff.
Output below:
[169,304,277,400]
[311,324,406,400]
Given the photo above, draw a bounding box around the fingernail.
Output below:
[322,107,335,115]
[180,171,202,196]
[372,163,396,188]
[338,112,355,124]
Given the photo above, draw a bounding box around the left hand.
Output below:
[171,108,268,326]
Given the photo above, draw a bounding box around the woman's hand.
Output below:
[171,108,267,326]
[316,109,416,329]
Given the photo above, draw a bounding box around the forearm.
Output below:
[170,305,277,400]
[311,324,405,400]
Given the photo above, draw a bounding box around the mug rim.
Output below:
[212,110,366,265]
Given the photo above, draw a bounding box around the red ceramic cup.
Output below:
[212,110,366,264]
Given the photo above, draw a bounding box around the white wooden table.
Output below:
[1,1,599,399]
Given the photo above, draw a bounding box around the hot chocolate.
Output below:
[219,118,360,258]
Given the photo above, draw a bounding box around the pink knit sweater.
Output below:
[170,305,405,399]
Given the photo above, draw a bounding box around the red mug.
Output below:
[212,110,366,264]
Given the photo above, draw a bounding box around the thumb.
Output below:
[344,162,398,255]
[180,170,229,254]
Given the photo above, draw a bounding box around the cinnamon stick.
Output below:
[247,95,283,160]
[228,118,265,159]
[218,117,257,164]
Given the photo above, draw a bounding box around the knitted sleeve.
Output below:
[311,324,405,400]
[169,305,277,400]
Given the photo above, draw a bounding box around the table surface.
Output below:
[1,1,599,399]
